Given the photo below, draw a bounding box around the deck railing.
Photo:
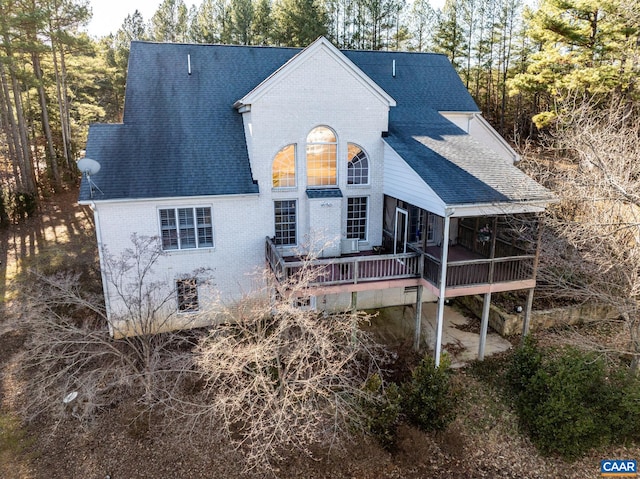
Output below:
[266,237,422,286]
[265,236,288,281]
[266,237,535,289]
[423,253,535,288]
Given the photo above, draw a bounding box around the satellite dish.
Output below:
[63,391,78,404]
[77,158,103,198]
[77,157,101,175]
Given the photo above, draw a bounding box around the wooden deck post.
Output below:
[351,291,357,311]
[522,287,534,336]
[413,285,423,351]
[478,292,491,360]
[522,215,543,339]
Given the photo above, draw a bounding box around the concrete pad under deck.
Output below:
[366,303,513,368]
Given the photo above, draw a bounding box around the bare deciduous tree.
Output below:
[177,253,390,472]
[521,97,640,371]
[15,235,390,474]
[16,234,212,424]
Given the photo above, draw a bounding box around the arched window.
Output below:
[272,144,296,188]
[306,126,337,187]
[347,143,369,185]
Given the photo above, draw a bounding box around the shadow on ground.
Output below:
[0,188,99,306]
[365,303,512,367]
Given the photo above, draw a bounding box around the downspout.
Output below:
[90,202,113,337]
[434,208,454,367]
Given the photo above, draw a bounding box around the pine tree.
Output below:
[431,0,467,70]
[230,0,254,44]
[273,0,328,47]
[509,0,639,127]
[252,0,274,45]
[150,0,189,43]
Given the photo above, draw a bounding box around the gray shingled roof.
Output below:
[342,50,479,120]
[80,41,480,202]
[385,112,554,206]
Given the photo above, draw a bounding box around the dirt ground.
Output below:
[0,189,635,478]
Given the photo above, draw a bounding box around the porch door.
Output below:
[394,208,408,254]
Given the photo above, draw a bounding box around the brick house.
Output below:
[79,37,554,363]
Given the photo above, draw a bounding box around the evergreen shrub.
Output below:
[402,354,458,432]
[508,339,640,458]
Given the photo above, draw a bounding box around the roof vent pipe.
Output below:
[392,59,396,77]
[188,54,192,75]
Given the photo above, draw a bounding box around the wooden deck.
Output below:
[266,238,422,286]
[265,237,536,296]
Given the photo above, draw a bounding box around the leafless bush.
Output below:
[15,235,211,427]
[15,234,391,474]
[176,256,389,472]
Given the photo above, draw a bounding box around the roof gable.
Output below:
[384,112,555,208]
[79,41,483,203]
[235,37,395,110]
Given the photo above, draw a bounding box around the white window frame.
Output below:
[158,206,214,251]
[293,295,316,311]
[306,125,338,188]
[274,200,297,246]
[272,143,297,189]
[346,196,368,242]
[347,143,370,186]
[176,278,199,313]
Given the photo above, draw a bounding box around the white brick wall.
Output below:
[95,194,268,320]
[94,41,412,328]
[244,44,389,255]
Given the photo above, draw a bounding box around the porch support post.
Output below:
[434,211,452,368]
[522,215,543,340]
[490,217,498,260]
[522,288,534,337]
[478,292,491,360]
[413,285,423,351]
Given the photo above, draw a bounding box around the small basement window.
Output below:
[293,295,316,310]
[176,278,199,312]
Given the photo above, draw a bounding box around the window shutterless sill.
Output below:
[162,247,216,255]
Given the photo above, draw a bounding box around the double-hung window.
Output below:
[159,207,213,250]
[346,197,368,241]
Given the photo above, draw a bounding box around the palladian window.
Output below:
[347,143,369,185]
[306,126,337,187]
[272,144,296,188]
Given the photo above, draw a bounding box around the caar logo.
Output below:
[601,460,638,477]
